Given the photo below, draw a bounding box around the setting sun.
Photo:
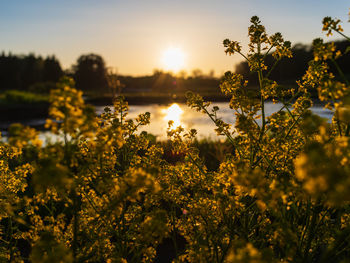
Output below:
[161,47,186,72]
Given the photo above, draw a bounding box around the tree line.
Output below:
[1,39,349,95]
[0,53,63,92]
[0,52,219,95]
[235,40,350,86]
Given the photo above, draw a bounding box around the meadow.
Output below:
[1,10,350,263]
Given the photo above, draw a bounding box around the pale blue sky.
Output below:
[0,1,349,76]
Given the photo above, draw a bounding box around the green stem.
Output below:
[257,41,266,137]
[82,190,111,228]
[331,58,349,86]
[266,58,281,79]
[8,217,14,262]
[202,106,242,158]
[73,190,78,262]
[263,91,302,136]
[187,153,206,176]
[345,124,350,136]
[298,200,311,255]
[333,29,350,42]
[251,42,266,166]
[303,200,320,261]
[237,51,250,62]
[263,45,274,60]
[331,92,343,136]
[265,114,302,173]
[171,205,178,259]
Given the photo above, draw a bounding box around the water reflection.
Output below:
[0,102,333,142]
[162,103,184,129]
[94,102,334,140]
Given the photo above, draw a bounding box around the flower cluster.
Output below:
[1,9,350,263]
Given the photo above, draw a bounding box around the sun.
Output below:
[161,47,185,72]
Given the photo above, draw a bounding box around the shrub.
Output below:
[2,90,49,104]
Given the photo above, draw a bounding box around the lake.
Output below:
[0,102,333,141]
[95,102,332,140]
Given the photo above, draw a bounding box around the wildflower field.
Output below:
[2,10,350,263]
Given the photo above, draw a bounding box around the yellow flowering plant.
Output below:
[1,8,350,263]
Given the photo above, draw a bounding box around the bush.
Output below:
[28,81,57,94]
[2,90,49,104]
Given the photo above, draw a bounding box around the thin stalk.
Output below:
[220,239,233,263]
[255,143,278,173]
[256,40,266,141]
[170,205,178,259]
[283,100,296,122]
[237,51,250,62]
[276,91,302,114]
[252,41,266,165]
[187,153,206,176]
[202,106,242,158]
[8,217,13,262]
[263,91,303,137]
[257,42,266,134]
[264,114,302,173]
[345,124,350,136]
[333,29,350,42]
[259,71,266,133]
[303,200,320,261]
[81,190,111,229]
[331,58,349,86]
[263,45,274,60]
[298,200,311,255]
[72,190,78,262]
[331,93,343,136]
[266,58,281,78]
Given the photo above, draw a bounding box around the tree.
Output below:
[21,54,44,90]
[191,68,203,78]
[43,55,63,83]
[73,54,108,92]
[0,53,63,91]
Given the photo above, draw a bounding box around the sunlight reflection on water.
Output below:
[95,102,333,141]
[162,103,183,129]
[0,102,333,142]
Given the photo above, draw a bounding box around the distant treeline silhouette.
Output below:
[0,53,63,92]
[236,40,350,86]
[1,40,349,95]
[118,70,219,94]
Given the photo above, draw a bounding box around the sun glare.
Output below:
[161,47,185,72]
[162,103,184,129]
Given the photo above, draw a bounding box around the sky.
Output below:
[0,0,349,76]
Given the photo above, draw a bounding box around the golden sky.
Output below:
[1,0,349,76]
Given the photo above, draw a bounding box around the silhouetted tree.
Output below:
[0,53,63,91]
[207,69,215,79]
[151,71,176,92]
[74,54,108,92]
[21,54,44,89]
[234,43,316,86]
[191,69,203,78]
[107,68,124,97]
[43,56,63,82]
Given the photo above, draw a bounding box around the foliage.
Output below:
[74,54,109,92]
[1,90,49,104]
[235,40,350,88]
[0,53,62,91]
[28,82,57,94]
[1,9,350,263]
